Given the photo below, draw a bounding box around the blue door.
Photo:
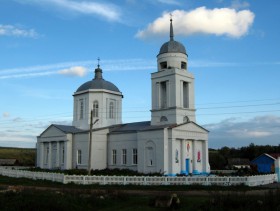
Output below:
[185,159,189,175]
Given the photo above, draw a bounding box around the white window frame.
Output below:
[93,100,98,118]
[109,101,114,119]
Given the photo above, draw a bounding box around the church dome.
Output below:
[159,40,186,55]
[158,17,187,56]
[76,65,120,92]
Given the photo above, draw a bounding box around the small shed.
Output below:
[228,158,250,169]
[0,159,19,166]
[251,153,280,173]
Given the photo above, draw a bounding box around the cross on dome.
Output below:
[170,13,174,41]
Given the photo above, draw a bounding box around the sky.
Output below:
[0,0,280,149]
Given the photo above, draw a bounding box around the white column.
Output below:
[180,139,186,174]
[192,140,198,174]
[180,80,183,107]
[275,158,280,182]
[156,82,160,109]
[56,142,60,168]
[39,143,44,168]
[166,81,170,107]
[64,141,68,169]
[203,140,209,173]
[36,143,42,168]
[64,140,72,170]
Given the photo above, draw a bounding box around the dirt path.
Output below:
[1,183,279,196]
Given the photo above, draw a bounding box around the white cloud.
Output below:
[58,66,87,77]
[0,24,38,38]
[204,115,280,148]
[136,7,255,39]
[0,71,57,80]
[16,0,121,22]
[230,0,250,10]
[157,0,180,5]
[2,112,10,118]
[0,59,156,80]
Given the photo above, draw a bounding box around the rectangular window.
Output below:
[160,81,167,108]
[160,61,167,70]
[79,99,84,120]
[61,146,65,164]
[183,82,189,108]
[181,62,187,69]
[93,101,99,118]
[132,149,138,165]
[77,150,82,165]
[109,102,114,119]
[112,149,117,165]
[122,149,127,165]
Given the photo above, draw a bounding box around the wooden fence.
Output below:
[0,167,277,187]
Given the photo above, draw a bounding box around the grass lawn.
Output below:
[0,175,280,210]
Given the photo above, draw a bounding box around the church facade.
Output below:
[36,19,210,175]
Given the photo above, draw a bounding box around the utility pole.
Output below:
[88,110,99,175]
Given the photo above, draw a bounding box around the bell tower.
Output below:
[151,17,196,126]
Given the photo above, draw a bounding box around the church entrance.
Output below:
[185,159,189,175]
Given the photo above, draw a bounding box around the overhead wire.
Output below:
[1,98,280,128]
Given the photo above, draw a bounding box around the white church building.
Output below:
[36,19,210,176]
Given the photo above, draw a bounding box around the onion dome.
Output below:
[76,64,120,92]
[158,17,187,55]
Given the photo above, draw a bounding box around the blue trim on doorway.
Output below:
[166,173,177,176]
[193,170,200,175]
[180,170,188,175]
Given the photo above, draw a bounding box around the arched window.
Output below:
[181,61,187,69]
[93,101,98,118]
[183,116,189,123]
[145,141,156,167]
[109,102,114,119]
[160,116,168,122]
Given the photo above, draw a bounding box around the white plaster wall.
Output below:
[91,129,108,170]
[72,93,88,130]
[40,126,66,138]
[73,90,122,130]
[151,108,196,126]
[65,134,73,169]
[151,67,196,125]
[171,139,181,174]
[137,129,166,174]
[37,126,70,169]
[72,133,88,169]
[185,140,193,173]
[107,132,138,171]
[157,52,187,71]
[194,141,203,172]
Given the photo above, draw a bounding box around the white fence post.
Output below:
[0,168,279,186]
[275,158,280,183]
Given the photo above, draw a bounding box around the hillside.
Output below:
[0,147,35,166]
